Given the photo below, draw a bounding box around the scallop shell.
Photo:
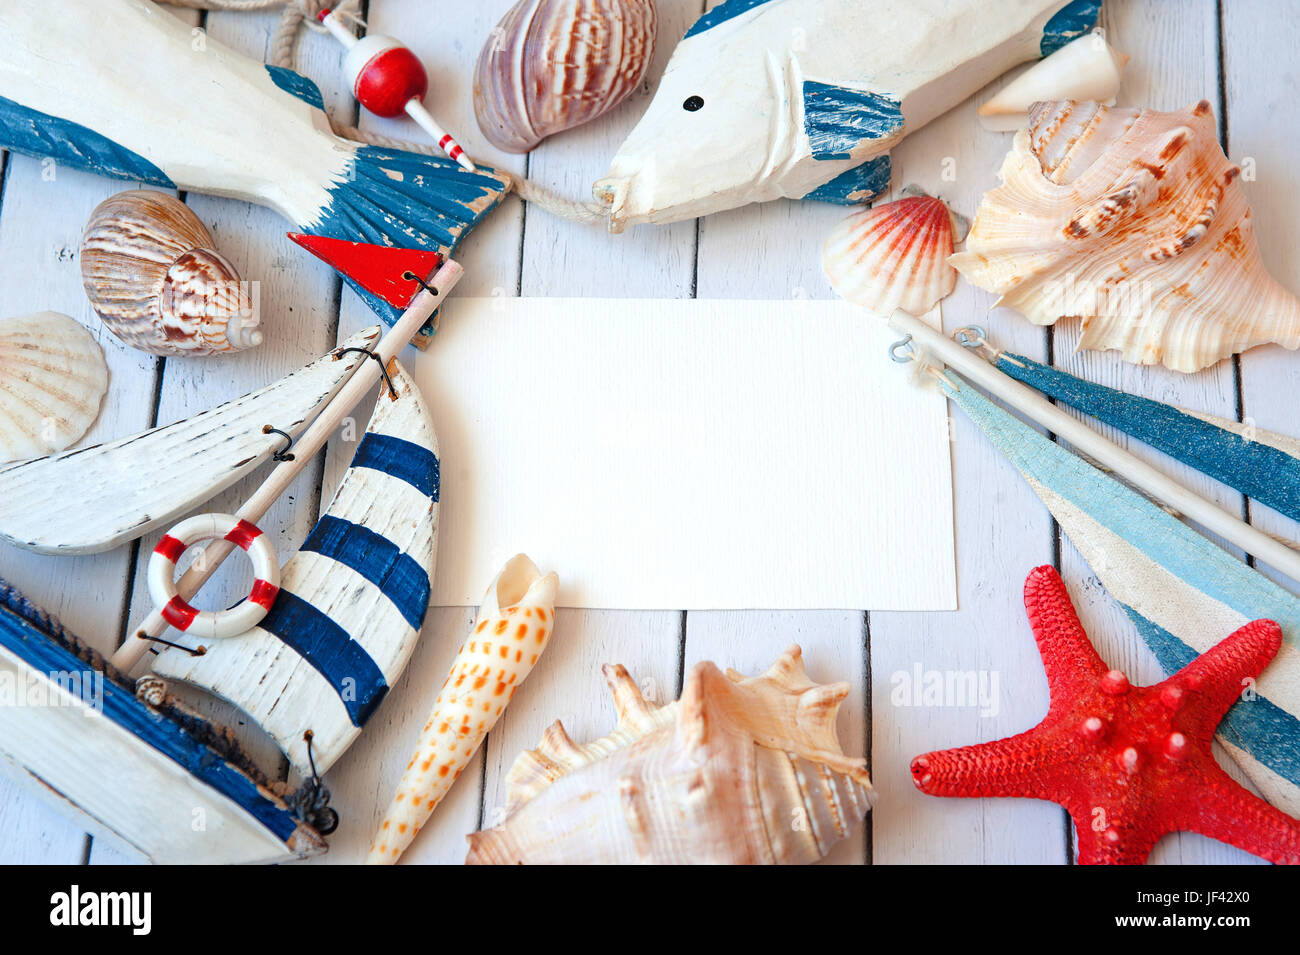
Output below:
[822,192,958,316]
[80,191,261,357]
[950,100,1300,372]
[0,311,108,464]
[978,32,1129,132]
[465,645,873,865]
[473,0,658,154]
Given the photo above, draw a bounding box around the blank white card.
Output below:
[412,298,956,610]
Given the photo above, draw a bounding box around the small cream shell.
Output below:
[979,32,1129,132]
[0,311,108,464]
[80,191,261,357]
[473,0,658,153]
[823,193,959,316]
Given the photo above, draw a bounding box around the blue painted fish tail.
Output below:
[303,145,511,342]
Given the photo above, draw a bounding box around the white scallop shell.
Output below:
[823,193,958,316]
[0,312,108,464]
[979,32,1129,132]
[951,100,1300,372]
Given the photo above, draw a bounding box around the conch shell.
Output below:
[367,554,558,865]
[473,0,658,153]
[822,190,962,316]
[80,191,261,357]
[466,645,873,865]
[978,33,1129,132]
[0,311,108,465]
[951,100,1300,372]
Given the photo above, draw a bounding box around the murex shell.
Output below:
[951,100,1300,372]
[823,191,961,316]
[466,645,873,864]
[0,311,108,465]
[473,0,658,153]
[80,191,261,357]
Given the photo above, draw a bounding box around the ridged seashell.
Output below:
[950,100,1300,372]
[473,0,658,153]
[978,33,1129,132]
[466,645,873,865]
[823,192,959,316]
[0,311,108,464]
[80,191,261,357]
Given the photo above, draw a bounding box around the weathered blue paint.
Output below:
[1124,606,1300,787]
[306,145,510,329]
[0,582,299,843]
[1040,0,1102,56]
[802,81,904,161]
[802,155,892,204]
[683,0,777,38]
[996,351,1300,525]
[0,94,174,187]
[352,432,440,500]
[943,373,1300,795]
[265,65,326,112]
[303,515,430,630]
[257,590,389,727]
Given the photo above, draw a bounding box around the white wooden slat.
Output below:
[304,0,531,863]
[1052,0,1260,865]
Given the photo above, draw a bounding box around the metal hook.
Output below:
[336,347,399,400]
[262,425,296,461]
[953,325,988,349]
[402,269,441,299]
[889,334,916,363]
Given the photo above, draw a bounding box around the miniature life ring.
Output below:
[147,513,280,640]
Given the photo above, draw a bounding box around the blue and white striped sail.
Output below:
[994,351,1300,525]
[154,362,439,777]
[943,371,1300,817]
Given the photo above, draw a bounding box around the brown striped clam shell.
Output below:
[473,0,658,154]
[80,191,261,357]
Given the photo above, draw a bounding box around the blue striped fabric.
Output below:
[302,516,430,630]
[257,590,388,727]
[351,432,439,500]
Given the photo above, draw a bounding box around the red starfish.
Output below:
[910,565,1300,864]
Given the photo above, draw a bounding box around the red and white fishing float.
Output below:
[147,513,280,640]
[319,7,476,172]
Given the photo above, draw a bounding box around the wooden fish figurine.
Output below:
[593,0,1101,231]
[0,0,511,344]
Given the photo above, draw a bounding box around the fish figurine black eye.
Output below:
[682,95,704,112]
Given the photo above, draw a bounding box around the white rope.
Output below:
[156,0,608,226]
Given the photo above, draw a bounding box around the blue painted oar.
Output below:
[993,350,1300,524]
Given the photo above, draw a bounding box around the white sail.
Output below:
[0,328,381,556]
[153,361,439,776]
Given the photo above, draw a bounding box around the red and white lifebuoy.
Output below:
[147,513,280,640]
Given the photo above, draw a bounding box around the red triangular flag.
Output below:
[288,233,444,309]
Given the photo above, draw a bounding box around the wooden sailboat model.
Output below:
[0,257,463,864]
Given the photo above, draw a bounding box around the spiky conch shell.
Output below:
[465,645,873,864]
[0,311,108,465]
[950,100,1300,373]
[80,191,261,357]
[822,194,958,316]
[473,0,658,154]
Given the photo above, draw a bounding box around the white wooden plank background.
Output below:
[0,0,1293,865]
